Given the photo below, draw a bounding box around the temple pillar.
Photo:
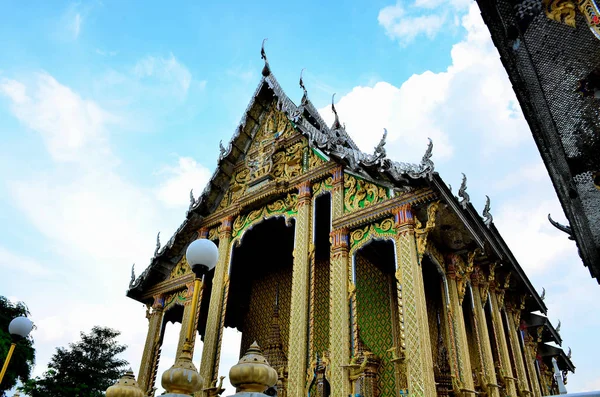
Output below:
[488,281,517,397]
[200,218,233,392]
[470,267,499,397]
[138,295,165,396]
[523,331,542,397]
[287,181,313,397]
[392,204,436,397]
[505,302,531,397]
[176,282,202,358]
[328,165,351,397]
[329,227,351,397]
[445,255,475,395]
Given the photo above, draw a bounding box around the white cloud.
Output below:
[156,157,212,208]
[0,71,216,384]
[322,3,527,166]
[0,73,117,162]
[133,53,195,98]
[378,0,473,45]
[378,3,446,44]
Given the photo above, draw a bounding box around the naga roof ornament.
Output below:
[261,38,270,76]
[458,173,470,207]
[482,195,493,226]
[299,68,307,100]
[129,264,135,289]
[331,93,342,130]
[556,319,561,333]
[548,214,575,240]
[567,347,572,359]
[541,287,546,301]
[189,189,195,210]
[154,232,161,257]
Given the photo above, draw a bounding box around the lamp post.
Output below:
[161,238,218,396]
[0,316,34,385]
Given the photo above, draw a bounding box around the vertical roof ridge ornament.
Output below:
[482,195,493,227]
[458,173,470,208]
[261,38,270,77]
[331,93,342,130]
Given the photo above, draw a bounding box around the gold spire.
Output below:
[161,342,204,395]
[106,369,144,397]
[229,341,278,393]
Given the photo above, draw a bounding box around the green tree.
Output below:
[0,296,35,397]
[21,326,128,397]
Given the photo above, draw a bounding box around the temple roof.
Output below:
[126,51,546,316]
[475,0,600,283]
[522,312,562,345]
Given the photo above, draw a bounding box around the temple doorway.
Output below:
[224,217,295,362]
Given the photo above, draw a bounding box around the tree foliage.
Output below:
[20,326,128,397]
[0,296,35,396]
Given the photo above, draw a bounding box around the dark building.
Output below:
[474,0,600,282]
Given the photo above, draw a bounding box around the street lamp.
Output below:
[0,316,33,384]
[161,238,218,396]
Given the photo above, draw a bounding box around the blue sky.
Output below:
[1,1,599,395]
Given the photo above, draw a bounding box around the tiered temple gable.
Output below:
[126,53,573,397]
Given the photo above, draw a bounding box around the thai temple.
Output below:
[125,43,575,397]
[475,0,600,283]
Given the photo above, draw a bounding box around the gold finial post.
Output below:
[229,342,278,394]
[106,369,144,397]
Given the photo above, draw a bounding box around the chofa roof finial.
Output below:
[556,319,561,333]
[540,287,546,301]
[261,38,270,76]
[483,195,493,226]
[331,93,342,130]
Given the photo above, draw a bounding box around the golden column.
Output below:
[445,255,475,395]
[287,180,313,397]
[176,281,202,358]
[488,273,517,397]
[470,267,500,397]
[523,331,542,397]
[392,204,436,397]
[505,301,531,397]
[200,218,233,391]
[329,226,351,397]
[138,294,165,395]
[328,165,351,397]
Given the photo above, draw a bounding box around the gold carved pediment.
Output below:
[170,257,191,279]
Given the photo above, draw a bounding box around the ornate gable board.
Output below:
[128,72,318,301]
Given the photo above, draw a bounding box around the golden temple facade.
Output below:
[126,54,574,397]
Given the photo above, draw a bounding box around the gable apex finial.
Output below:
[261,38,270,77]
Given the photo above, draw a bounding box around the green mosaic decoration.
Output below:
[344,174,390,213]
[232,194,298,239]
[350,218,396,251]
[241,265,293,356]
[164,290,187,311]
[356,254,397,397]
[313,258,330,356]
